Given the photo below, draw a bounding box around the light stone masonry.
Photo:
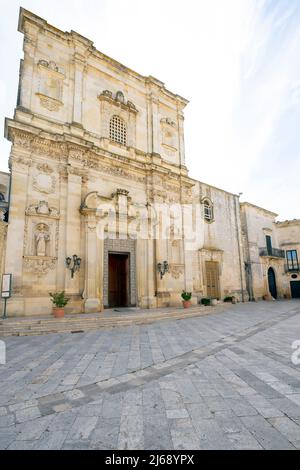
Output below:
[0,8,299,317]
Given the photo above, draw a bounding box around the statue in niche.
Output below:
[35,223,50,257]
[169,223,181,240]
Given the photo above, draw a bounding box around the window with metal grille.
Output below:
[203,199,213,221]
[109,115,127,145]
[286,249,299,270]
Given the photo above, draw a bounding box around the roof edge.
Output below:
[18,8,189,107]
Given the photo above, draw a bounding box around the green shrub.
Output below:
[224,296,233,302]
[181,291,192,301]
[201,297,211,306]
[49,291,70,308]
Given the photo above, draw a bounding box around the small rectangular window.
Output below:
[286,250,299,270]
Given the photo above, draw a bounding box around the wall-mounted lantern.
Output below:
[157,261,169,280]
[66,255,81,278]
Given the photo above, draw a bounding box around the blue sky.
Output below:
[0,0,299,220]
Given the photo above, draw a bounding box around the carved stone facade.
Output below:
[1,9,299,316]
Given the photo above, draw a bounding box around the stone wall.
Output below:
[0,220,7,287]
[188,181,247,302]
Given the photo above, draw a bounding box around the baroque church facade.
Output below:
[0,8,299,317]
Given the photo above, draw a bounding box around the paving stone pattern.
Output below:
[1,301,300,449]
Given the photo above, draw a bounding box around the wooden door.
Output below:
[108,253,129,307]
[267,267,277,299]
[290,281,300,298]
[205,261,220,299]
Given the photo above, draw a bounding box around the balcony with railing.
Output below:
[259,247,285,258]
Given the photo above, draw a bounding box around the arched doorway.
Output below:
[268,267,277,299]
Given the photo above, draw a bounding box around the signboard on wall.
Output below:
[1,273,12,299]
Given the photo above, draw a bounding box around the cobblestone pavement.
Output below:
[1,300,300,450]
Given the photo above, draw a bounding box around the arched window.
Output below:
[203,198,214,222]
[109,115,127,145]
[0,193,5,202]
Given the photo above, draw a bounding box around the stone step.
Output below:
[0,309,192,323]
[0,314,174,327]
[0,311,198,328]
[0,304,231,337]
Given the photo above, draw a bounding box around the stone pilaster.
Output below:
[0,221,7,278]
[0,220,7,315]
[155,210,171,307]
[177,109,186,166]
[152,95,160,155]
[20,21,39,110]
[5,152,31,315]
[72,53,85,125]
[83,213,103,313]
[136,238,156,308]
[64,170,83,294]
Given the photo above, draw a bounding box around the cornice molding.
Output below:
[6,122,192,186]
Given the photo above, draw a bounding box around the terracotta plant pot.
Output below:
[53,307,65,318]
[182,300,191,309]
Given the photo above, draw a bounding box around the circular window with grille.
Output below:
[109,115,127,145]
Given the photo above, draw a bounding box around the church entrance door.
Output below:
[108,253,129,307]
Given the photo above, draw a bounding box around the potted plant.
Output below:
[49,291,70,318]
[224,295,236,304]
[201,297,211,306]
[181,291,192,308]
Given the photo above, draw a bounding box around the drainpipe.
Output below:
[234,195,245,302]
